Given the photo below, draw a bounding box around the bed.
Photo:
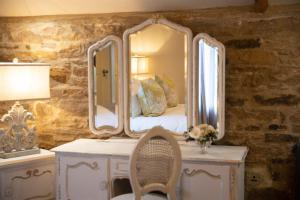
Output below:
[130,104,187,134]
[95,104,187,133]
[95,106,118,128]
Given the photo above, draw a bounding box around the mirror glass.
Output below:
[92,40,119,130]
[128,24,188,134]
[194,35,225,139]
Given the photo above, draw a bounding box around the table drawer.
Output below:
[1,162,55,200]
[111,158,129,176]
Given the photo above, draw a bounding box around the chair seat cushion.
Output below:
[111,193,167,200]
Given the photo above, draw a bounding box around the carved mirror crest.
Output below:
[193,33,225,140]
[123,18,193,138]
[88,35,123,136]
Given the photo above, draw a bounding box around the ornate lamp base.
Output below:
[0,101,40,159]
[0,148,40,159]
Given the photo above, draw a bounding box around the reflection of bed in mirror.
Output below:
[130,104,187,133]
[125,20,192,136]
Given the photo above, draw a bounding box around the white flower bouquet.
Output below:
[185,124,218,144]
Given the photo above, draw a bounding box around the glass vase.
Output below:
[198,141,209,154]
[207,140,212,147]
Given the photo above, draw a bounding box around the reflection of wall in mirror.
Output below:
[130,24,186,104]
[131,55,152,80]
[95,43,118,113]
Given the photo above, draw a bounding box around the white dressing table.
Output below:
[52,139,248,200]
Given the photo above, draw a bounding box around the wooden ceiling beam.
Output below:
[255,0,269,12]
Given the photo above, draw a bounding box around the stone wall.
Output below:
[0,4,299,199]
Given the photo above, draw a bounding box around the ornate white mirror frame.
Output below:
[88,35,124,136]
[192,33,225,140]
[123,18,193,138]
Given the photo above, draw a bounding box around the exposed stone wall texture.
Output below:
[0,4,300,199]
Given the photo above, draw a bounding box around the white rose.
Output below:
[199,128,206,137]
[199,124,208,130]
[199,124,208,136]
[208,125,215,133]
[189,127,201,139]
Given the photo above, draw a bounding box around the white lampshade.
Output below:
[131,56,148,75]
[0,62,50,101]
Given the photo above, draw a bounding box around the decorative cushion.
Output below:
[131,95,142,118]
[155,75,178,107]
[111,193,166,200]
[130,79,142,118]
[137,78,167,117]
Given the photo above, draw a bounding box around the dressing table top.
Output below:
[52,139,248,164]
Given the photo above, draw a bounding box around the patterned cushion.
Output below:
[137,78,167,117]
[131,95,142,118]
[130,79,142,118]
[155,75,178,107]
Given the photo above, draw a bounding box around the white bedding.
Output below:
[95,106,118,128]
[95,104,187,134]
[130,104,187,134]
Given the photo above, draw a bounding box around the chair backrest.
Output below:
[129,126,182,200]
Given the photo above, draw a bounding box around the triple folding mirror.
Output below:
[88,18,225,140]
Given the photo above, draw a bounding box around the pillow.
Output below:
[155,75,178,107]
[137,78,167,116]
[130,79,142,117]
[131,95,142,118]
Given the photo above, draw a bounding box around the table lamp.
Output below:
[0,59,50,159]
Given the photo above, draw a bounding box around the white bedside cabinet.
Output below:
[0,149,55,200]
